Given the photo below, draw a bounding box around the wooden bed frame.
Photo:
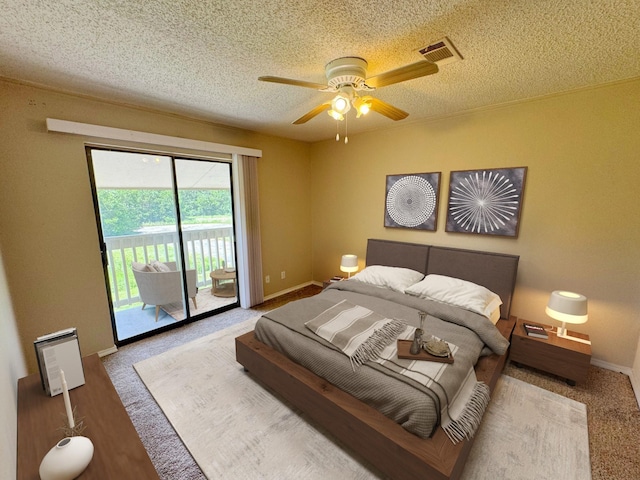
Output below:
[236,239,519,480]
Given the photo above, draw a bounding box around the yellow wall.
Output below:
[3,76,639,373]
[0,79,312,374]
[310,78,640,367]
[258,140,312,292]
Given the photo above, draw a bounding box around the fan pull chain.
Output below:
[344,114,349,144]
[334,115,349,144]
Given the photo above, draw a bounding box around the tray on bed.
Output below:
[397,339,454,363]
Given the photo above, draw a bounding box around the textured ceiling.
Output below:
[1,0,639,143]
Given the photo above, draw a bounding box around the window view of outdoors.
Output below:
[98,188,233,301]
[89,149,238,342]
[98,189,232,236]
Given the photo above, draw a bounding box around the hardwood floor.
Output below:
[254,284,322,311]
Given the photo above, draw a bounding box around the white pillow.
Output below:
[404,274,502,319]
[351,265,424,293]
[489,306,501,324]
[149,260,171,273]
[132,261,151,272]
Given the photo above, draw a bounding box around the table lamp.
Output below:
[340,254,358,278]
[545,290,591,345]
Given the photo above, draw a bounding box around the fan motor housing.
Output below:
[325,57,368,89]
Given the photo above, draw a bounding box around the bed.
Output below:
[235,239,519,480]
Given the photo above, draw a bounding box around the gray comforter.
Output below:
[254,279,509,438]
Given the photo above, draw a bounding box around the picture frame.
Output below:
[384,172,441,231]
[446,167,527,237]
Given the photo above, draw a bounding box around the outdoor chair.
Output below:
[131,261,198,321]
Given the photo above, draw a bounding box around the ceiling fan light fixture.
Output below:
[328,109,344,121]
[353,96,372,117]
[331,94,351,115]
[259,54,442,128]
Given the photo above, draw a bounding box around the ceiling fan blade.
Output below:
[366,61,439,88]
[259,76,328,90]
[368,97,409,121]
[292,103,331,124]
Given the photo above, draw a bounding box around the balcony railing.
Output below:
[105,226,234,308]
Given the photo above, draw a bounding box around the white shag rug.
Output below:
[134,318,591,480]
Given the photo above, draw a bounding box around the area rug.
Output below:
[161,287,236,320]
[134,319,591,480]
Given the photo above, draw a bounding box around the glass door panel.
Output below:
[87,147,239,345]
[88,149,188,343]
[175,159,238,318]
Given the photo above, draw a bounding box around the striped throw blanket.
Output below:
[376,325,490,444]
[306,300,490,444]
[305,299,407,370]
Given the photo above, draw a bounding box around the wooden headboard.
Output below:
[365,239,519,319]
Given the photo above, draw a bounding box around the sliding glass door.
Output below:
[87,147,238,345]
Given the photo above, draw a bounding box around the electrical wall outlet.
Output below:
[265,275,270,283]
[281,271,286,279]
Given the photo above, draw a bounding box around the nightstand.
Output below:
[323,277,344,289]
[510,317,591,386]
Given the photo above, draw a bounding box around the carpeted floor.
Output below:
[102,285,640,480]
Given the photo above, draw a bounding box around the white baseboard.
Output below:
[263,281,315,302]
[590,357,631,375]
[98,345,118,357]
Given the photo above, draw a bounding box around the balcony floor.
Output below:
[114,287,236,341]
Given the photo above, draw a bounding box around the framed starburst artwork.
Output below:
[384,172,441,231]
[446,167,527,237]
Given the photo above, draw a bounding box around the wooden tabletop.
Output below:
[513,317,591,354]
[210,269,236,280]
[17,354,158,479]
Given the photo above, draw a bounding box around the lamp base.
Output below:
[557,324,591,345]
[556,332,592,345]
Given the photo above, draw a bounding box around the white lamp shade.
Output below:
[340,254,358,273]
[331,94,351,115]
[545,290,588,325]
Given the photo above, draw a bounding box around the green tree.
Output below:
[98,188,232,236]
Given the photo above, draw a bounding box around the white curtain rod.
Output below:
[46,118,262,158]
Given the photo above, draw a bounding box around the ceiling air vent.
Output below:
[419,37,463,66]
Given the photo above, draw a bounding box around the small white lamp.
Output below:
[545,290,591,345]
[340,254,359,278]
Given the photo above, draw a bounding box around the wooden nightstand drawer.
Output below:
[510,318,591,385]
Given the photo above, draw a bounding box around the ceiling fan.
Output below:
[258,56,439,125]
